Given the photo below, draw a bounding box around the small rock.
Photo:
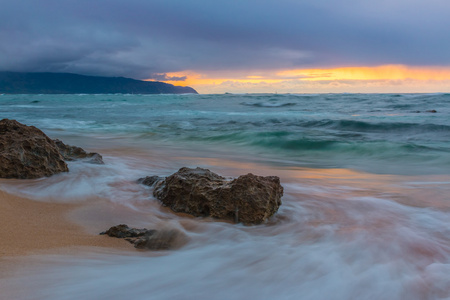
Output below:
[100,224,152,238]
[100,224,186,250]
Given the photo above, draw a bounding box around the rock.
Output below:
[153,167,283,224]
[100,224,186,250]
[414,110,437,113]
[54,139,104,164]
[100,224,152,238]
[137,175,164,186]
[0,119,68,179]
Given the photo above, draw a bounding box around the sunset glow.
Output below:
[278,65,450,81]
[149,65,450,94]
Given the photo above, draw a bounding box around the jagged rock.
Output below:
[100,224,186,250]
[54,139,104,164]
[152,167,283,225]
[0,119,68,179]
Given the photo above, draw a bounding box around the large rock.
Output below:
[0,119,68,179]
[150,167,283,225]
[100,224,186,250]
[54,139,104,164]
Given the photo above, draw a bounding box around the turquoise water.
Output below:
[1,93,450,299]
[2,93,450,174]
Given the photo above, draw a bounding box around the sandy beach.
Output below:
[0,188,138,300]
[0,189,131,259]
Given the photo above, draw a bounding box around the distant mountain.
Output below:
[0,71,197,94]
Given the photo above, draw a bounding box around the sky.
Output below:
[1,0,450,93]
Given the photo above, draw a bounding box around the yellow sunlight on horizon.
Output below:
[278,65,450,81]
[145,65,450,93]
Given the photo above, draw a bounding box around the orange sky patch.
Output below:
[145,65,450,93]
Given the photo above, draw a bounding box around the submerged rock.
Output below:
[149,167,283,225]
[132,229,183,250]
[100,224,186,250]
[0,119,68,179]
[54,139,104,164]
[415,110,438,113]
[137,175,164,186]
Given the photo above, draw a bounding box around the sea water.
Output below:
[0,93,450,299]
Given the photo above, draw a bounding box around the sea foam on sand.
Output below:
[1,154,450,299]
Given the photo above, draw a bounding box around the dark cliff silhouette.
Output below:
[0,72,197,94]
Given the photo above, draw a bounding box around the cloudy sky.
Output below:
[1,0,450,93]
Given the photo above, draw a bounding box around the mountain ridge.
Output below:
[0,71,198,94]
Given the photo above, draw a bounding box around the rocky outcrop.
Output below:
[145,167,283,225]
[0,119,68,179]
[100,224,186,250]
[54,139,104,164]
[0,119,105,179]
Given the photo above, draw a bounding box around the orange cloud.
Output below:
[154,71,282,87]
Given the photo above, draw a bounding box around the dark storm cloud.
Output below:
[1,0,449,79]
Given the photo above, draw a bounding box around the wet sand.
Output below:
[0,189,131,259]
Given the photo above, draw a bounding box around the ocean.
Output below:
[1,93,450,299]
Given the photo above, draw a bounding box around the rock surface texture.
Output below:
[100,224,186,250]
[150,167,283,225]
[0,119,68,179]
[54,139,104,164]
